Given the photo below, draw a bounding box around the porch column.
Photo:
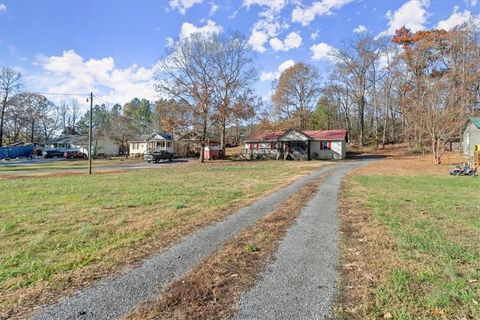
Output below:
[307,140,311,160]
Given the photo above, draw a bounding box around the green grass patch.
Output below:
[0,159,138,173]
[0,160,322,311]
[353,174,480,319]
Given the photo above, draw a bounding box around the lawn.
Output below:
[339,155,480,319]
[0,158,139,173]
[0,160,324,317]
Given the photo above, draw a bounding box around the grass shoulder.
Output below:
[337,153,480,319]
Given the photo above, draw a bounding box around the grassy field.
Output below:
[339,154,480,319]
[0,158,140,173]
[0,160,325,317]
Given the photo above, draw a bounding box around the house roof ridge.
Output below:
[468,116,480,129]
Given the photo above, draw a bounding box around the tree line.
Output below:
[2,24,480,163]
[0,33,259,162]
[260,23,480,164]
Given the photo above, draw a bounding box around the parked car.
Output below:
[144,149,173,163]
[64,150,87,159]
[43,150,64,158]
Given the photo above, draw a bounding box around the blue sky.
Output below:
[0,0,479,106]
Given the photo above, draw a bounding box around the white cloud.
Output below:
[292,0,354,26]
[243,0,287,12]
[436,6,478,30]
[249,30,269,53]
[169,0,203,14]
[278,59,295,72]
[166,37,175,48]
[311,30,319,40]
[269,38,284,51]
[260,71,275,81]
[0,3,6,13]
[31,50,156,105]
[209,2,218,15]
[470,0,478,6]
[245,0,289,52]
[269,31,303,51]
[378,0,430,37]
[252,18,285,37]
[284,32,302,48]
[260,59,295,82]
[353,24,367,33]
[179,19,222,39]
[310,42,335,61]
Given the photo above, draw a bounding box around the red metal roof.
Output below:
[245,131,284,142]
[303,129,347,141]
[246,129,347,142]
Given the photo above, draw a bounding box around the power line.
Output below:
[17,91,91,97]
[93,96,119,107]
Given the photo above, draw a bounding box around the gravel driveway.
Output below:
[32,164,336,320]
[234,161,367,320]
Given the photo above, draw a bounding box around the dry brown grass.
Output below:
[125,179,324,320]
[336,175,401,319]
[354,151,467,177]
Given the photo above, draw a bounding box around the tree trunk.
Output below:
[31,120,35,143]
[0,97,7,147]
[382,109,388,149]
[432,136,443,165]
[220,119,226,151]
[200,114,207,163]
[358,96,365,146]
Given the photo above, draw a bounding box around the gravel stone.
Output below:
[32,164,336,320]
[234,161,368,320]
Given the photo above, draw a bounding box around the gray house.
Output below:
[463,117,480,157]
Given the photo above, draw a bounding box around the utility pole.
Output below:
[88,92,93,175]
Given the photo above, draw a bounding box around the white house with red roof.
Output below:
[244,129,348,160]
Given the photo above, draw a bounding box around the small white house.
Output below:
[129,131,174,157]
[463,117,480,157]
[244,129,348,160]
[45,135,122,156]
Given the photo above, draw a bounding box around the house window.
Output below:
[166,141,171,148]
[321,141,331,150]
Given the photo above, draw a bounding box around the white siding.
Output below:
[463,123,480,157]
[280,130,309,141]
[309,140,345,160]
[129,142,147,156]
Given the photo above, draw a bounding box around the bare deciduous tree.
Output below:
[393,26,480,164]
[155,32,218,163]
[213,33,257,150]
[331,36,381,145]
[0,67,23,147]
[272,62,321,130]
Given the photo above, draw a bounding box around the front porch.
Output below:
[146,139,173,153]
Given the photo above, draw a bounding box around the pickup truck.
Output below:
[143,149,174,163]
